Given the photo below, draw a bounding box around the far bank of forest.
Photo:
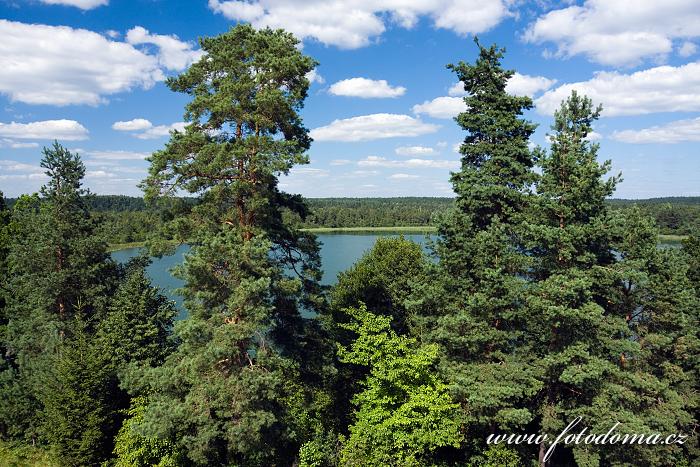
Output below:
[6,195,697,246]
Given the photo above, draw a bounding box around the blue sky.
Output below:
[1,0,699,198]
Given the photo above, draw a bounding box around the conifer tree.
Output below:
[2,144,118,442]
[416,41,540,460]
[137,25,331,465]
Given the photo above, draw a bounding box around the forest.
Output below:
[0,25,698,467]
[5,195,697,247]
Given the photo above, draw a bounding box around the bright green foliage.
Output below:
[40,313,114,466]
[338,305,462,466]
[467,443,521,467]
[417,40,540,455]
[113,396,184,467]
[138,25,331,465]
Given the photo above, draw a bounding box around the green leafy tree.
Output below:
[338,305,462,466]
[137,25,332,465]
[415,40,540,460]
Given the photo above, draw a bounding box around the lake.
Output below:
[111,233,432,317]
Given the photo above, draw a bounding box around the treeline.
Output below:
[8,195,698,245]
[1,27,699,467]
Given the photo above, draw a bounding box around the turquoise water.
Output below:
[111,233,432,317]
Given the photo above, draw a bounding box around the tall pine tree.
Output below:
[136,25,332,466]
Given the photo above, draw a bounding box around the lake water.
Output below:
[111,233,432,317]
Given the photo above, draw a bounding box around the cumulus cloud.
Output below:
[0,139,39,149]
[328,77,405,98]
[535,61,700,116]
[389,173,420,180]
[125,26,203,71]
[448,72,556,98]
[395,145,435,156]
[0,20,165,106]
[112,118,153,131]
[306,69,325,84]
[0,120,88,140]
[40,0,107,9]
[310,113,439,142]
[524,0,700,66]
[208,0,510,49]
[412,96,466,119]
[612,117,700,143]
[112,120,186,139]
[358,155,458,169]
[0,21,202,106]
[678,41,697,57]
[506,73,557,97]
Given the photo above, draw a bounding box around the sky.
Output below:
[0,0,699,199]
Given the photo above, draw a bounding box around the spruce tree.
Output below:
[2,144,118,443]
[137,25,331,465]
[416,40,540,460]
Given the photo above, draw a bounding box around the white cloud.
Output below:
[112,118,153,131]
[389,173,420,180]
[358,155,458,169]
[289,167,330,176]
[208,0,510,49]
[524,0,700,66]
[448,81,466,97]
[678,41,697,57]
[310,113,439,142]
[0,139,39,149]
[83,150,150,160]
[328,77,405,98]
[0,20,165,106]
[395,145,435,156]
[135,122,187,140]
[586,131,602,141]
[330,159,352,165]
[535,61,700,116]
[506,73,557,97]
[0,120,88,141]
[112,120,186,139]
[40,0,108,9]
[612,117,700,143]
[125,26,203,71]
[0,160,41,172]
[306,69,325,84]
[412,96,466,119]
[449,72,556,98]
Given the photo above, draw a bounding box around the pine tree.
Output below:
[137,25,331,465]
[416,40,540,460]
[525,93,696,466]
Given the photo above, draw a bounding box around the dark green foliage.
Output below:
[337,305,462,466]
[416,40,541,460]
[137,25,332,466]
[40,314,114,466]
[98,260,176,369]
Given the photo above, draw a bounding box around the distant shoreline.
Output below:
[107,230,687,252]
